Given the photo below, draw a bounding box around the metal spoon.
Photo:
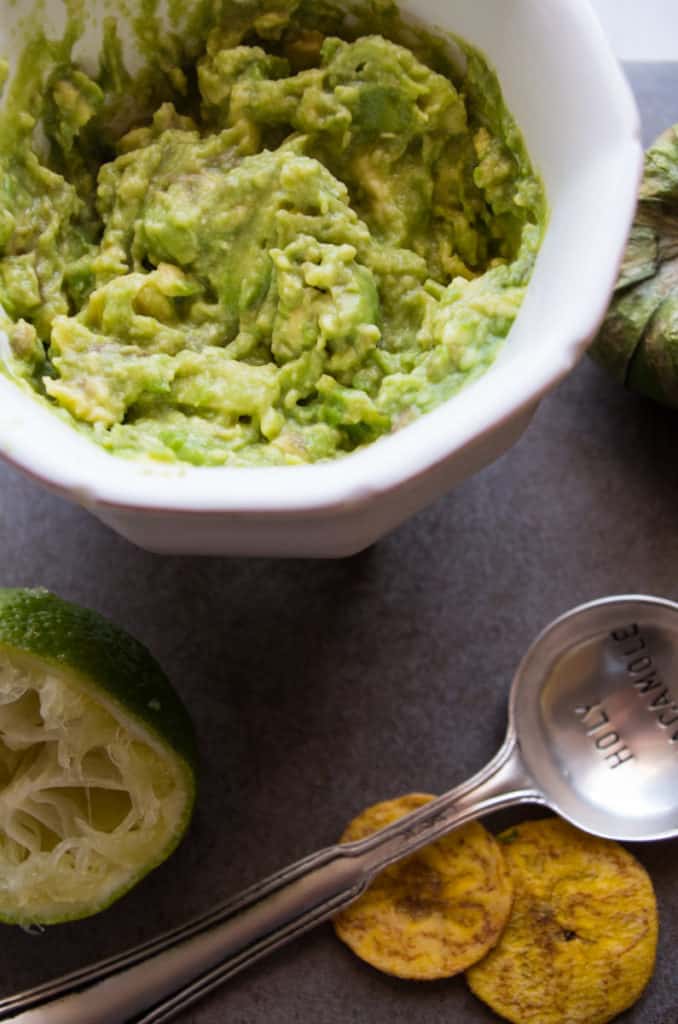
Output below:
[3,594,678,1024]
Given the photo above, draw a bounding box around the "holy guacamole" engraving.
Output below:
[573,702,634,769]
[611,623,678,740]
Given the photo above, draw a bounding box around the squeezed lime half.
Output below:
[0,588,197,925]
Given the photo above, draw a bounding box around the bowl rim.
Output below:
[0,0,644,516]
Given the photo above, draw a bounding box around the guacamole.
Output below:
[0,0,545,466]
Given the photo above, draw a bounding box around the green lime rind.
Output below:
[590,124,678,406]
[0,791,197,928]
[0,587,198,925]
[0,588,197,772]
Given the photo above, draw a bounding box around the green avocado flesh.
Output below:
[0,0,545,467]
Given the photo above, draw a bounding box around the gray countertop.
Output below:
[0,63,677,1024]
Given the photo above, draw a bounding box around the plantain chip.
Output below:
[333,793,513,980]
[466,818,658,1024]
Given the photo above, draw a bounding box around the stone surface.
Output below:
[0,64,676,1024]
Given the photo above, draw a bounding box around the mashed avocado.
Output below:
[0,0,545,466]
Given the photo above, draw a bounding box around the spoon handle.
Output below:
[1,736,540,1024]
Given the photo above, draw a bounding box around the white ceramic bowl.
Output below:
[0,0,641,557]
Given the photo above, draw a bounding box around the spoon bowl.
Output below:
[512,595,678,840]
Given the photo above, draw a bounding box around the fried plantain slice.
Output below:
[466,818,658,1024]
[333,793,513,980]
